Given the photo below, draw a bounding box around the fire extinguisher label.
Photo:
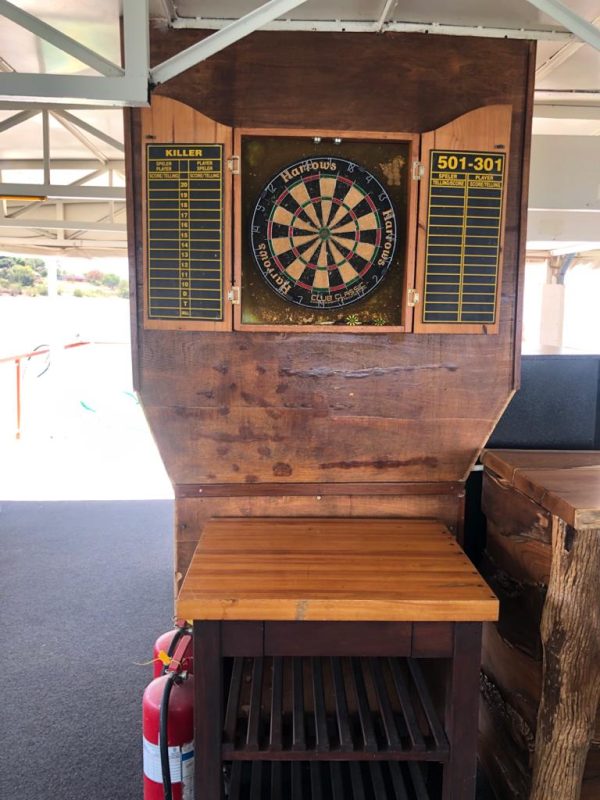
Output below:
[143,736,194,785]
[182,742,194,800]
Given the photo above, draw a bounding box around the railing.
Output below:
[0,341,90,439]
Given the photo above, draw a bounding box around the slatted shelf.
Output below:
[226,760,434,800]
[222,657,449,761]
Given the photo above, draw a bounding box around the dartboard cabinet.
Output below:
[127,27,536,800]
[141,106,511,336]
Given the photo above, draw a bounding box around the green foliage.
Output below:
[6,264,37,286]
[0,255,48,294]
[0,254,127,298]
[101,272,120,288]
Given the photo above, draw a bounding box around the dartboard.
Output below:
[250,156,397,309]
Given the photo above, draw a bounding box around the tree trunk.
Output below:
[530,520,600,800]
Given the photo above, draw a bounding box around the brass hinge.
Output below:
[227,286,241,305]
[411,160,424,180]
[407,288,420,307]
[227,155,240,174]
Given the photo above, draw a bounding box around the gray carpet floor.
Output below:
[0,500,494,800]
[0,500,174,800]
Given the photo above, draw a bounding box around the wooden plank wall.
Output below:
[126,31,535,585]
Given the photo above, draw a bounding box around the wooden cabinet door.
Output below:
[414,105,512,335]
[141,96,234,331]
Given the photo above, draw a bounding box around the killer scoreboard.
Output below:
[146,144,224,322]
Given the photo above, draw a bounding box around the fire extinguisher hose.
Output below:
[159,671,178,800]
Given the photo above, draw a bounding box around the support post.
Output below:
[443,623,482,800]
[530,520,600,800]
[15,357,21,439]
[194,621,223,800]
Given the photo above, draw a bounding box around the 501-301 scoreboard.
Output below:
[422,150,505,326]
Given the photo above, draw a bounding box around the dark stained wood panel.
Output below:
[127,31,534,487]
[149,31,530,135]
[147,406,503,484]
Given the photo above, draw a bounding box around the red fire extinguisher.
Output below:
[143,635,194,800]
[153,621,193,678]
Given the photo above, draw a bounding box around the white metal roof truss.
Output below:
[0,104,126,256]
[0,0,599,256]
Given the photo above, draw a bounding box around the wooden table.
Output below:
[177,518,499,800]
[480,450,600,800]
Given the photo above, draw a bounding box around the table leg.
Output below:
[194,620,223,800]
[530,522,600,800]
[442,622,482,800]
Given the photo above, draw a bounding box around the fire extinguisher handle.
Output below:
[162,627,189,675]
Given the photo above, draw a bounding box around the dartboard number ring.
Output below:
[250,156,397,309]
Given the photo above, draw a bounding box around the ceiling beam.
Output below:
[376,0,397,33]
[535,90,600,103]
[536,13,600,80]
[0,159,125,170]
[534,104,600,119]
[50,112,109,164]
[0,183,125,201]
[156,0,177,25]
[0,108,38,133]
[524,0,600,52]
[42,110,50,183]
[122,0,150,98]
[0,217,126,232]
[169,15,572,41]
[0,0,124,77]
[0,0,149,106]
[0,73,148,106]
[0,102,126,111]
[52,109,124,153]
[6,168,114,219]
[64,202,126,240]
[150,0,311,86]
[0,235,126,249]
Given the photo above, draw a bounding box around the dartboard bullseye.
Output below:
[250,157,397,309]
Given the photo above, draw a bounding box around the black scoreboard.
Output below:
[422,150,506,325]
[146,144,224,321]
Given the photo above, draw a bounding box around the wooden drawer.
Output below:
[221,621,455,657]
[264,622,413,656]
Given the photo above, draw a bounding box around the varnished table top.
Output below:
[176,518,499,622]
[482,449,600,529]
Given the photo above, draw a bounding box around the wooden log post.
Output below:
[530,519,600,800]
